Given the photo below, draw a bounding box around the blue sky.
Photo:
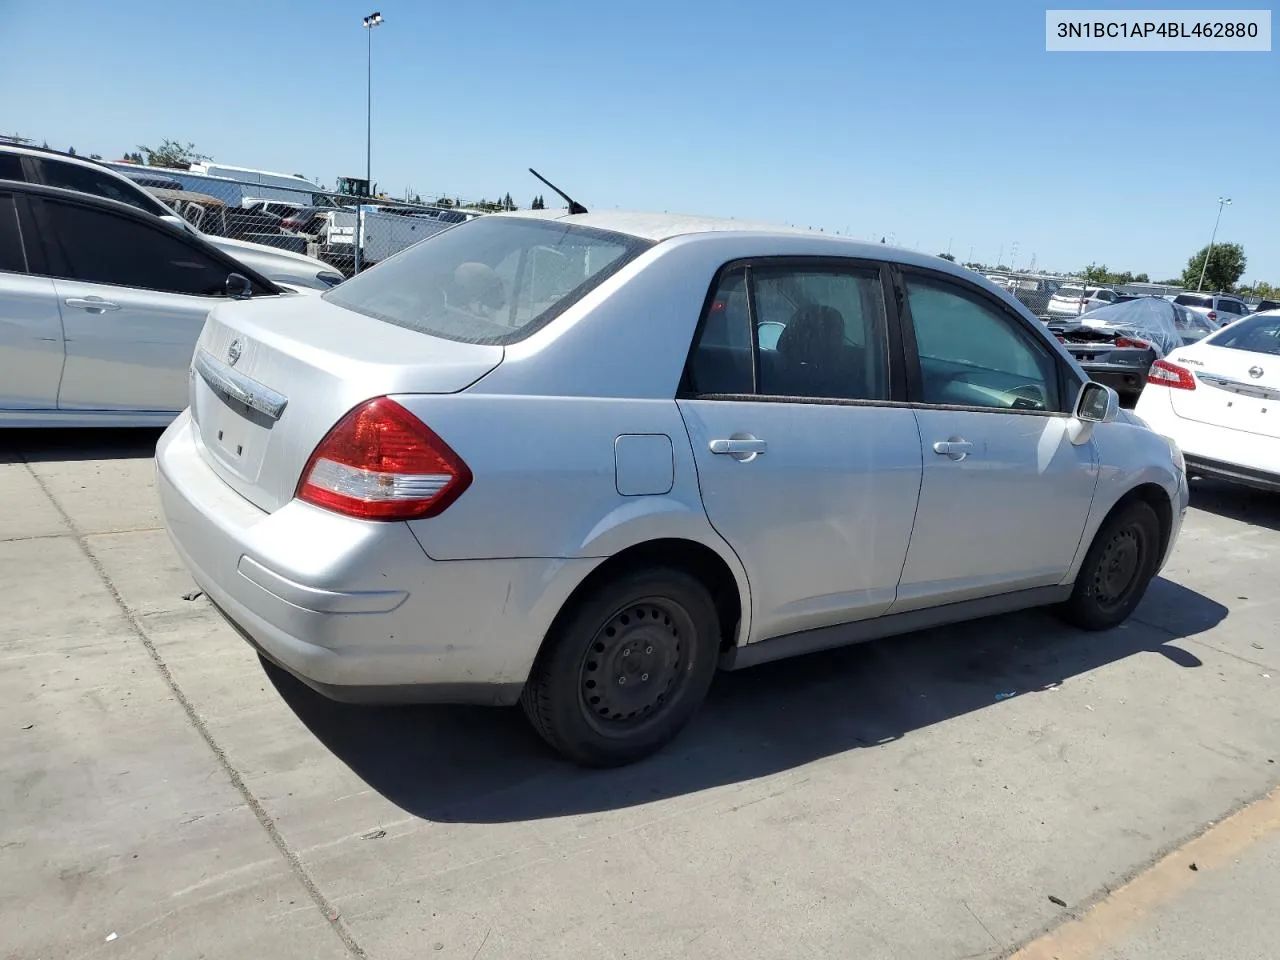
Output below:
[1,0,1275,279]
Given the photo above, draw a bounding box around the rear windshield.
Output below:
[1206,314,1280,356]
[1057,287,1085,298]
[1174,294,1213,308]
[324,216,653,345]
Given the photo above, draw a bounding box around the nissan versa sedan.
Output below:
[157,210,1189,766]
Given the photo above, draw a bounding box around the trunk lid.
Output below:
[1168,344,1280,439]
[190,294,503,512]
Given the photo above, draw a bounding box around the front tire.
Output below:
[521,567,720,767]
[1059,499,1162,631]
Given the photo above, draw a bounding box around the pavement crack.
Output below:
[22,458,367,960]
[963,899,1001,948]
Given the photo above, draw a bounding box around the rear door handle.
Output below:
[932,439,973,460]
[65,297,122,312]
[709,436,767,460]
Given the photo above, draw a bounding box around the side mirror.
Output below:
[225,273,253,301]
[1067,381,1119,444]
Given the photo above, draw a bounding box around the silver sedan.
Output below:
[156,210,1189,766]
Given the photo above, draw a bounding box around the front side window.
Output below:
[1206,315,1280,356]
[42,199,235,296]
[38,159,170,218]
[0,153,24,182]
[324,217,652,345]
[1217,299,1243,315]
[0,193,27,273]
[906,275,1060,412]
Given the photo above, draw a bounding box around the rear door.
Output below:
[31,195,266,413]
[1169,315,1280,438]
[677,259,922,642]
[0,189,64,411]
[893,268,1098,610]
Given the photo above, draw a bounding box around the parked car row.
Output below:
[0,145,344,291]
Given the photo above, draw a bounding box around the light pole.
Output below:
[1196,196,1232,292]
[355,11,383,274]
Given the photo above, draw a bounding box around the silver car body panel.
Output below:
[0,274,65,410]
[156,213,1187,700]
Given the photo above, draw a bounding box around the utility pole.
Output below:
[1196,196,1232,292]
[356,11,384,275]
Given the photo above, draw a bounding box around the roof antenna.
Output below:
[529,168,588,215]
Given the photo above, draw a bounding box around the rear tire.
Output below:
[1059,499,1162,631]
[521,567,720,767]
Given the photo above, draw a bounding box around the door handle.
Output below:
[709,436,767,461]
[65,297,122,312]
[932,438,973,460]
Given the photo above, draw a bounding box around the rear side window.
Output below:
[324,217,652,345]
[685,262,890,403]
[0,194,27,273]
[41,199,236,296]
[37,158,169,218]
[1217,299,1244,315]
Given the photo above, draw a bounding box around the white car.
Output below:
[1048,285,1119,317]
[0,145,344,291]
[1135,309,1280,492]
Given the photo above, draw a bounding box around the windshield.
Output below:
[323,217,652,345]
[1205,314,1280,356]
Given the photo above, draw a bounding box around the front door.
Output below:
[677,261,922,642]
[892,270,1098,611]
[0,189,64,411]
[33,195,248,413]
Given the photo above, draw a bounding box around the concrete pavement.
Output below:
[1,428,1278,960]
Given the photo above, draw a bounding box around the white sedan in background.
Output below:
[1136,310,1280,492]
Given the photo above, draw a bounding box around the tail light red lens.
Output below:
[1207,311,1218,322]
[1114,336,1150,350]
[1147,359,1197,391]
[297,398,472,520]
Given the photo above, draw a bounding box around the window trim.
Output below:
[27,193,281,297]
[894,264,1078,417]
[678,255,906,406]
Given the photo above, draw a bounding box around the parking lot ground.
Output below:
[2,429,1278,960]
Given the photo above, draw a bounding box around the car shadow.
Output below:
[266,576,1224,824]
[0,428,164,464]
[1189,477,1280,533]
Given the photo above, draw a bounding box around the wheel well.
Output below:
[1108,482,1174,560]
[546,539,743,655]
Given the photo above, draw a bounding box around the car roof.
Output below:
[490,208,977,275]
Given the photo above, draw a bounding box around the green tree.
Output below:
[67,146,76,156]
[502,192,515,211]
[137,139,210,169]
[531,194,546,210]
[963,261,983,270]
[89,153,102,160]
[1134,273,1150,283]
[1182,242,1246,292]
[937,252,956,261]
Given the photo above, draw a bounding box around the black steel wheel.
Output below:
[522,567,720,767]
[1059,499,1162,631]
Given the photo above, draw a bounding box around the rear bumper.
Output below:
[1183,456,1280,493]
[156,411,599,704]
[1134,389,1280,493]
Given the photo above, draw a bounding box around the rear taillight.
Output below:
[1147,359,1197,391]
[1114,336,1150,350]
[1207,311,1218,322]
[296,398,472,520]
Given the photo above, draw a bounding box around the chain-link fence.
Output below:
[974,270,1200,319]
[105,161,505,277]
